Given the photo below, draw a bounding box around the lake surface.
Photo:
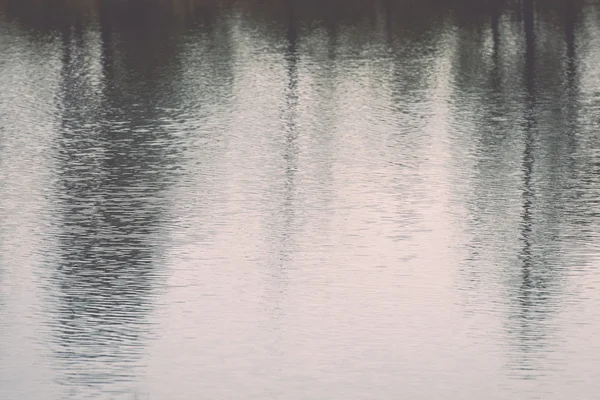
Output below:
[1,0,600,399]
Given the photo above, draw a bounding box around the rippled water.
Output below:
[1,0,600,399]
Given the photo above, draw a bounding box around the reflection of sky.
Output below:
[0,22,63,400]
[146,9,492,400]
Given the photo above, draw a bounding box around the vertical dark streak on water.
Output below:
[323,0,339,62]
[564,0,577,93]
[562,0,580,143]
[561,0,579,174]
[515,0,538,371]
[490,0,500,61]
[55,17,109,390]
[490,1,500,51]
[282,0,300,274]
[489,0,502,91]
[266,0,300,332]
[283,0,299,253]
[383,0,393,41]
[99,0,114,85]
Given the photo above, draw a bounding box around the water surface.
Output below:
[1,1,600,399]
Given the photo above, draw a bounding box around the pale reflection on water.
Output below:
[1,1,600,399]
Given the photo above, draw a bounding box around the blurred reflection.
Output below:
[277,0,300,271]
[513,0,543,373]
[261,0,300,358]
[282,0,299,250]
[449,0,593,380]
[1,1,600,399]
[49,6,184,397]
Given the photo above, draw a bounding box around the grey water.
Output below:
[1,0,600,399]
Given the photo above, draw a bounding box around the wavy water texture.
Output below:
[1,1,600,399]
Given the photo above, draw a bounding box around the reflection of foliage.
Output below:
[1,0,594,381]
[46,10,188,392]
[0,0,588,43]
[445,0,590,379]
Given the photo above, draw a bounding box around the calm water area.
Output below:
[1,0,600,399]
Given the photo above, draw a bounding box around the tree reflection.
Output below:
[262,0,301,347]
[513,0,542,373]
[1,0,599,394]
[282,0,299,244]
[50,4,189,396]
[449,0,591,378]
